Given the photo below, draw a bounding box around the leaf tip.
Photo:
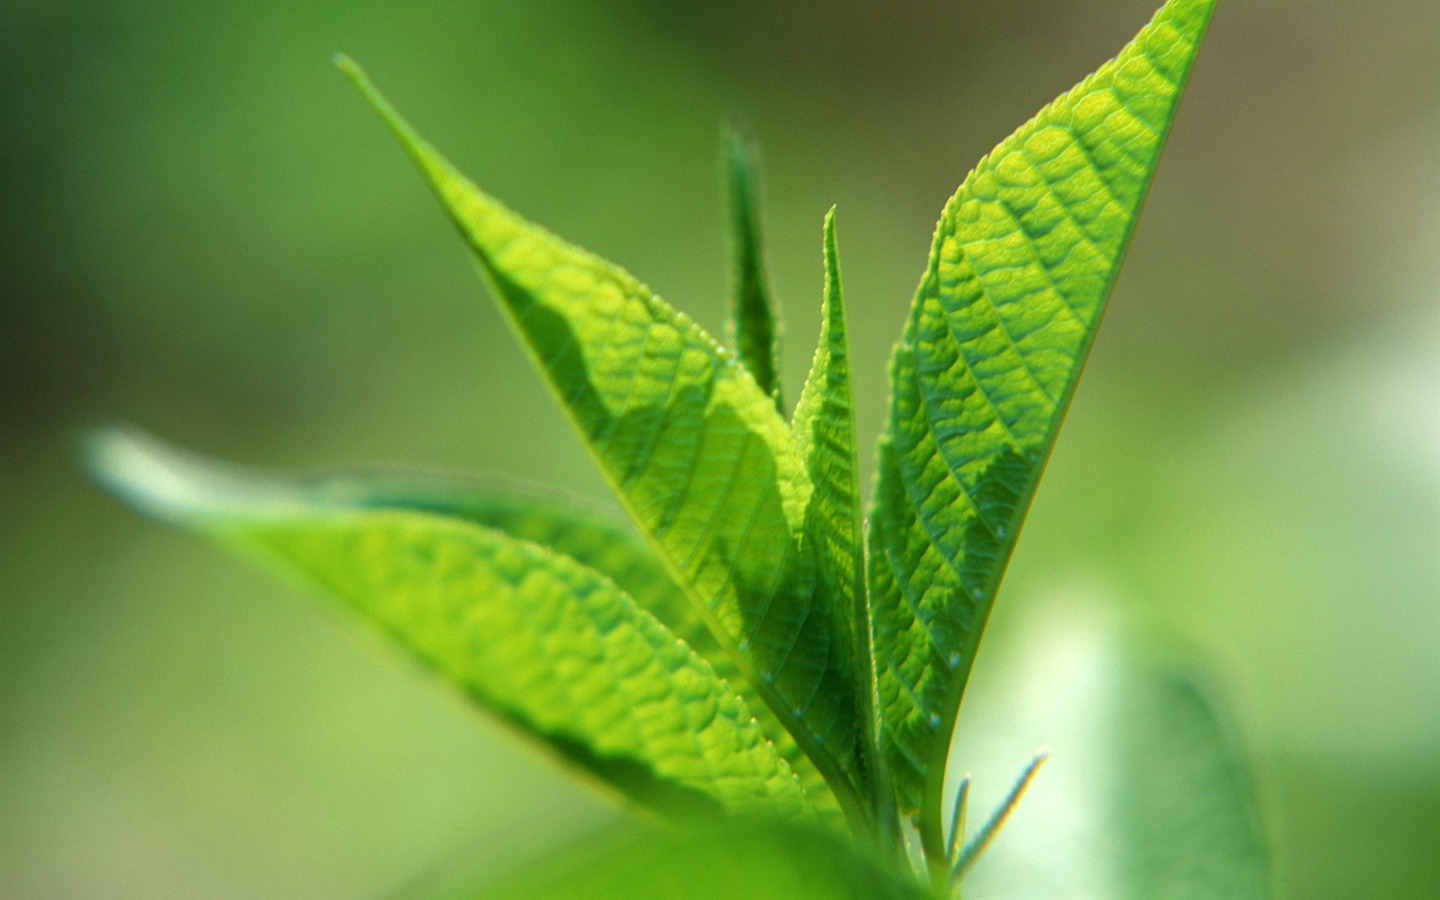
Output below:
[821,206,840,275]
[83,427,288,527]
[332,53,472,230]
[723,119,747,152]
[332,54,413,148]
[953,748,1053,878]
[333,53,373,96]
[83,426,200,523]
[336,55,385,108]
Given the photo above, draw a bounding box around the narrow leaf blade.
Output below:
[338,58,864,805]
[953,749,1049,877]
[725,128,783,412]
[867,0,1216,825]
[792,210,891,828]
[793,210,864,648]
[89,430,813,820]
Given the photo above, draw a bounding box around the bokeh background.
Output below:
[3,0,1436,896]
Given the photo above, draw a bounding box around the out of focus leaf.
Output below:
[1107,644,1271,898]
[955,612,1271,898]
[477,818,933,900]
[725,128,783,412]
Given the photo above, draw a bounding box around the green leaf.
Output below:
[262,472,701,643]
[953,615,1271,899]
[477,818,934,900]
[374,478,841,818]
[157,461,841,817]
[952,749,1048,877]
[338,58,865,813]
[87,429,814,821]
[1108,649,1272,899]
[725,128,783,412]
[792,210,863,647]
[791,210,892,831]
[866,0,1216,834]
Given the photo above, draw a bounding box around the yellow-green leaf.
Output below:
[189,464,840,818]
[792,210,892,830]
[88,429,813,820]
[866,0,1216,834]
[338,58,865,812]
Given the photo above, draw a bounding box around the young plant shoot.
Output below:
[91,1,1269,895]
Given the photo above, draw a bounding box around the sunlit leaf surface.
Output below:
[866,0,1216,826]
[339,59,865,804]
[793,211,864,676]
[88,430,813,821]
[790,211,888,823]
[170,465,839,815]
[78,3,1248,889]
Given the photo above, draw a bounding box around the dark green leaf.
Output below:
[725,128,783,412]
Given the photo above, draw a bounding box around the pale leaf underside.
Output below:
[956,622,1271,898]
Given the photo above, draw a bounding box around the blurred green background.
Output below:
[3,0,1436,896]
